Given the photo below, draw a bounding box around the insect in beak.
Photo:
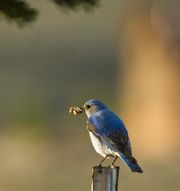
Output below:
[69,106,84,116]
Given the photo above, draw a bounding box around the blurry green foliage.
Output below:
[52,0,100,11]
[0,0,99,26]
[0,0,38,26]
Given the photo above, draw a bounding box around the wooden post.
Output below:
[91,166,119,191]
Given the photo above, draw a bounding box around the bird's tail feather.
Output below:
[119,153,143,173]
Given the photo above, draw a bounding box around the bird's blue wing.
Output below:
[88,110,132,157]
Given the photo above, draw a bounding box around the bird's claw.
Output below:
[97,164,102,168]
[111,164,115,168]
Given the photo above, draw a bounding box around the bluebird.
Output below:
[83,99,143,173]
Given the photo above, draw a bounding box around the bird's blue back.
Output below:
[88,109,128,146]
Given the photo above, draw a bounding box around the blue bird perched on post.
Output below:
[84,99,143,173]
[69,99,143,173]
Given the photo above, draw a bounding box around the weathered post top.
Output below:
[91,166,120,191]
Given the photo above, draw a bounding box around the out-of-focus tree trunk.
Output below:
[118,2,180,161]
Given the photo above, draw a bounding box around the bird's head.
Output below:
[83,99,107,118]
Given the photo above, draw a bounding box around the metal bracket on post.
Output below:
[91,166,120,191]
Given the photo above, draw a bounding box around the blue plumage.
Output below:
[83,99,143,173]
[89,110,127,136]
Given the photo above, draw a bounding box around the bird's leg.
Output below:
[98,155,109,166]
[111,156,118,167]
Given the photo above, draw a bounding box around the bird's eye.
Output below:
[86,104,91,109]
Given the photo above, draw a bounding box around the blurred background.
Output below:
[0,0,180,190]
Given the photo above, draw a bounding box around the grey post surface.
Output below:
[91,166,120,191]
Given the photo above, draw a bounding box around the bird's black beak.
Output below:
[80,105,85,111]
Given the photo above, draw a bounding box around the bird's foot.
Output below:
[110,156,118,168]
[96,164,103,173]
[97,164,102,168]
[98,155,109,167]
[109,164,115,168]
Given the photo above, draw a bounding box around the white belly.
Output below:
[89,132,117,157]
